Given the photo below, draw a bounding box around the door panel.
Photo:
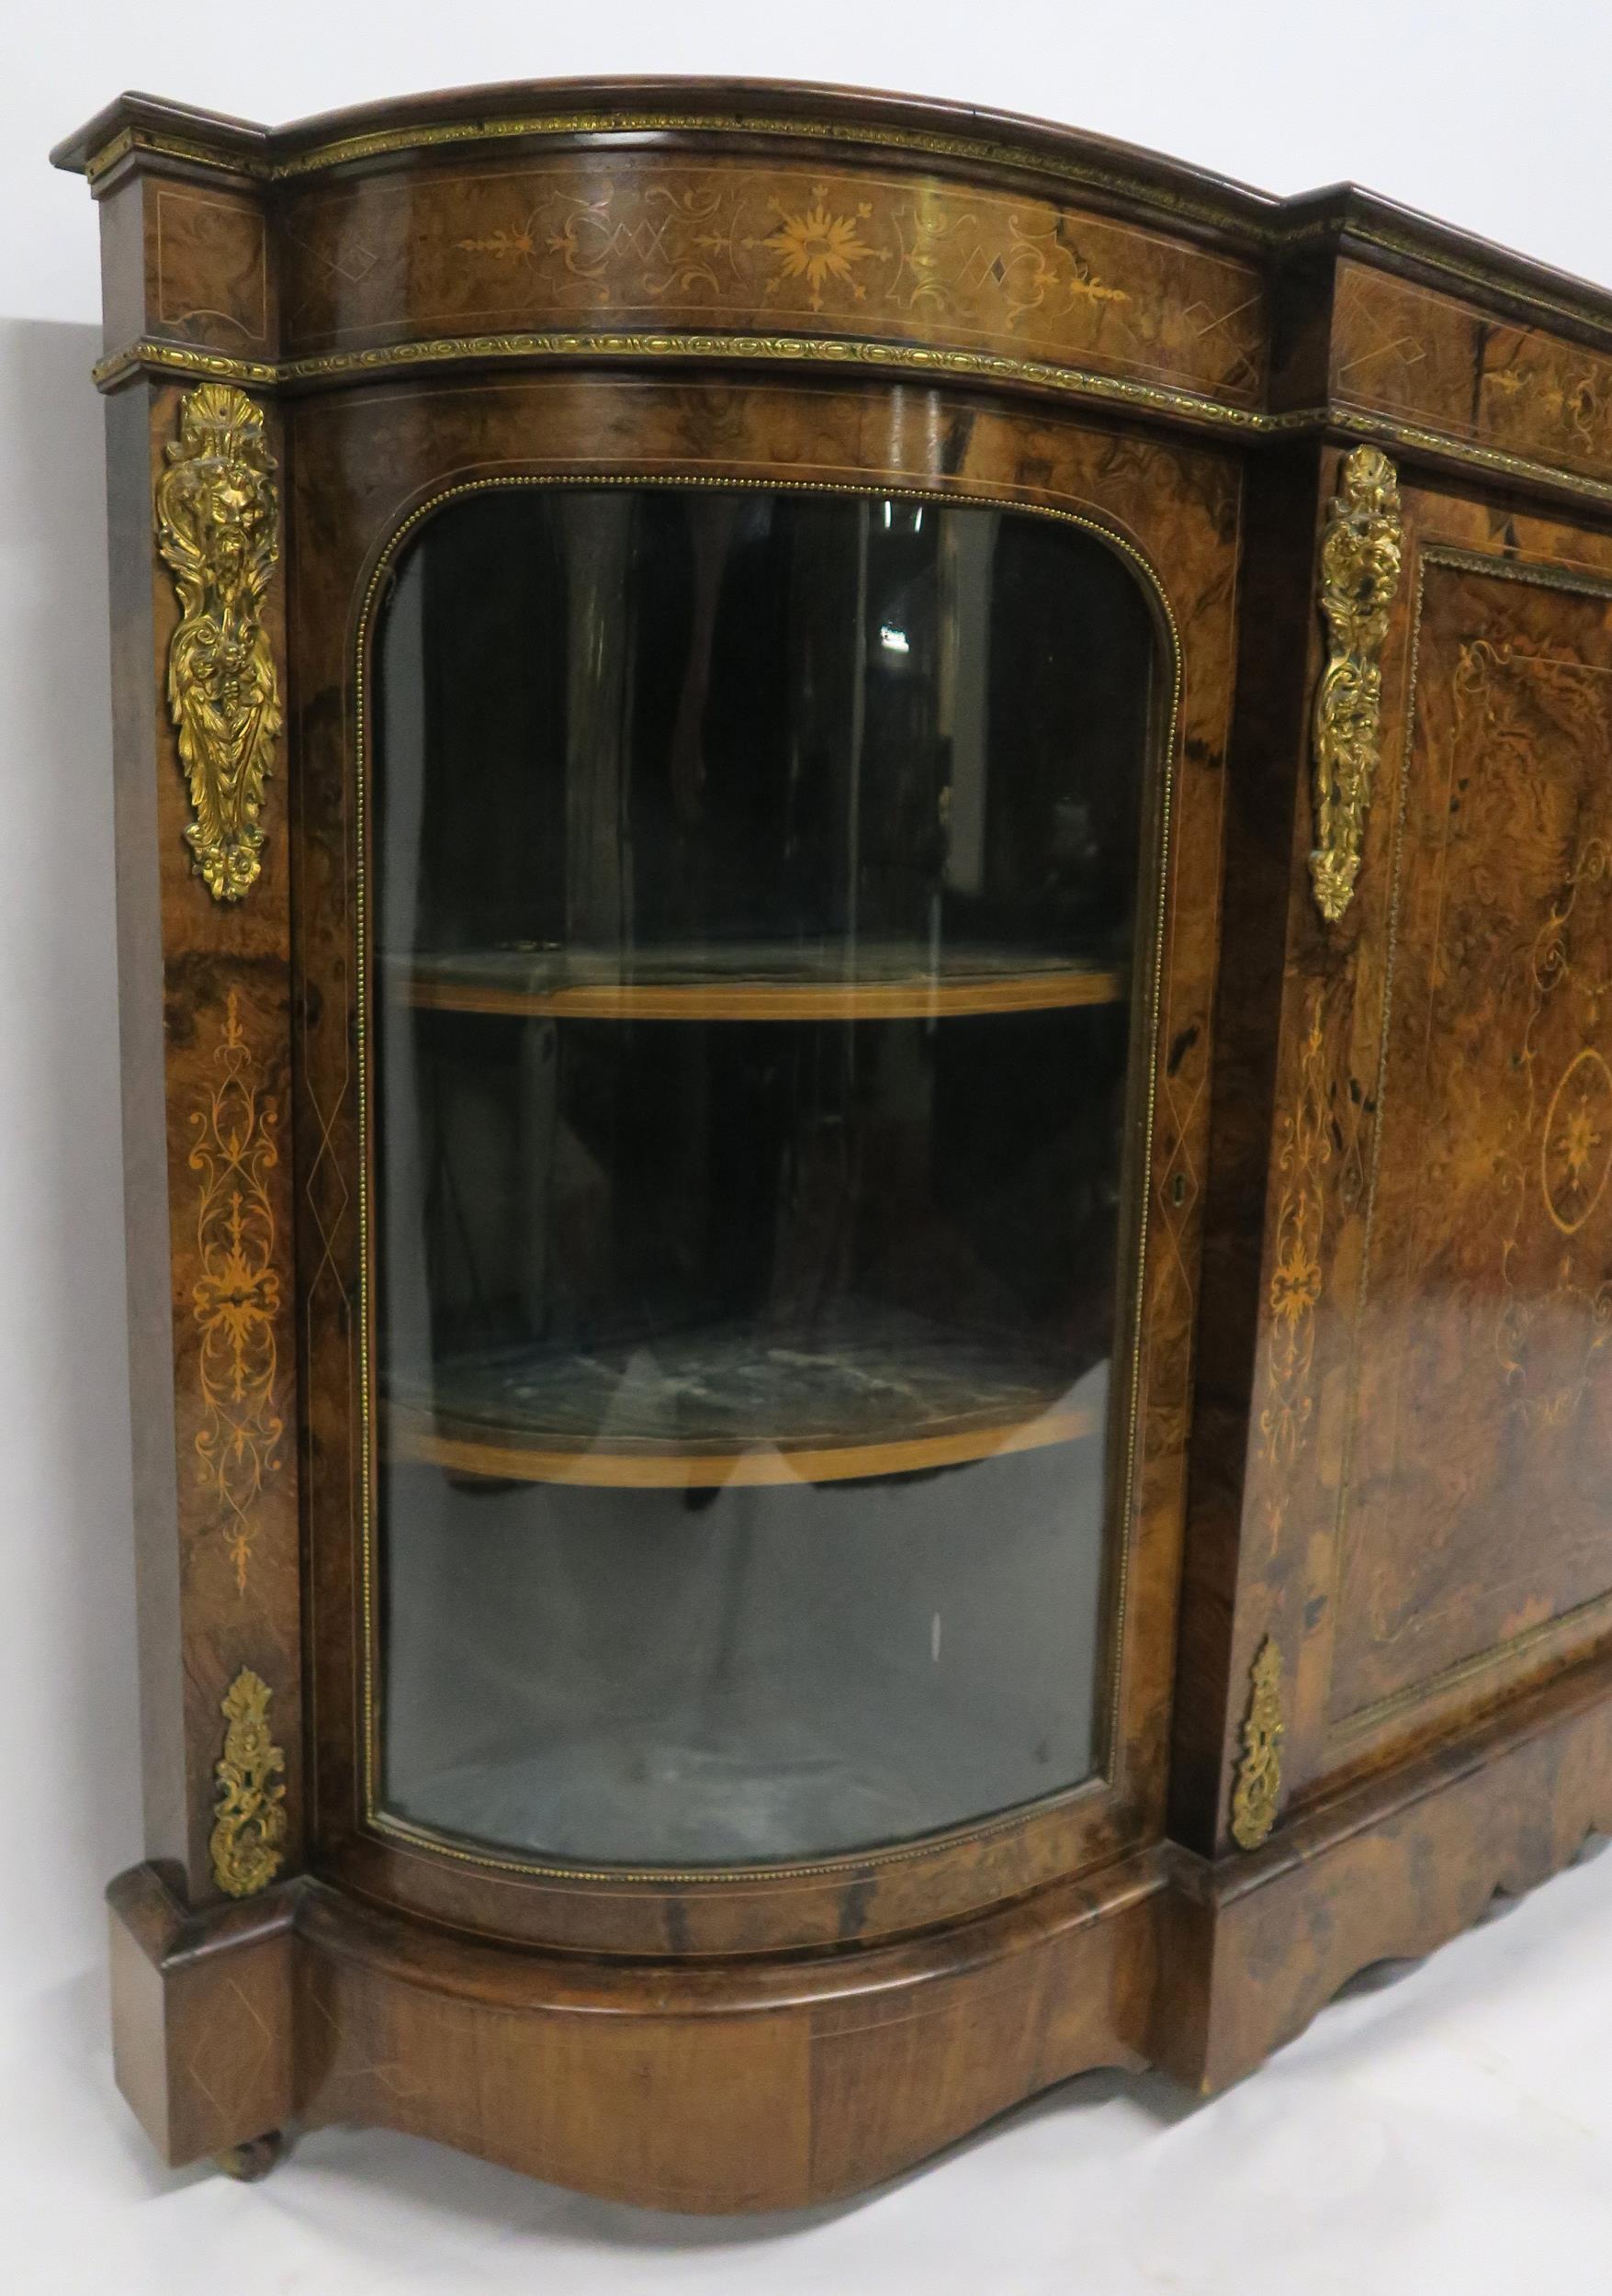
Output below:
[1327,553,1612,1727]
[290,371,1239,1950]
[1274,490,1612,1806]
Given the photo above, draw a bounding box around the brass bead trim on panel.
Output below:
[97,328,1270,430]
[209,1667,288,1896]
[352,471,1182,1885]
[154,383,282,902]
[1310,446,1404,923]
[98,333,1612,520]
[1230,1636,1286,1851]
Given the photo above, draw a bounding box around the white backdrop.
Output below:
[5,5,1612,2290]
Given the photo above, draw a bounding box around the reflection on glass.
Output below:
[372,485,1155,1865]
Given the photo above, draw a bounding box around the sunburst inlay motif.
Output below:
[761,191,878,310]
[1542,1046,1612,1235]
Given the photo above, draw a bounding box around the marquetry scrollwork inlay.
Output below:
[209,1668,287,1898]
[1310,446,1403,923]
[1541,1047,1612,1237]
[411,162,1258,401]
[154,383,282,902]
[1258,983,1330,1533]
[190,989,284,1592]
[1457,636,1612,1432]
[1230,1636,1286,1851]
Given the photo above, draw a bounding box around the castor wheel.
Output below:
[214,2131,287,2182]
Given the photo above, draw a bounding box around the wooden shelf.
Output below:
[390,1406,1094,1488]
[383,1314,1102,1489]
[389,941,1125,1023]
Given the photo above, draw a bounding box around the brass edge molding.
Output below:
[349,469,1184,1881]
[98,340,280,388]
[154,382,282,902]
[1309,445,1403,922]
[96,334,1612,517]
[209,1667,288,1897]
[101,329,1268,431]
[1230,1636,1286,1851]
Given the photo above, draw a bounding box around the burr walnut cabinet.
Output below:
[51,76,1612,2209]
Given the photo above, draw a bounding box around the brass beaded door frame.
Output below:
[290,368,1239,1957]
[350,467,1180,1881]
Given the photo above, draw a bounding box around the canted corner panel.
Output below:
[1325,550,1612,1735]
[147,381,300,1887]
[153,185,272,352]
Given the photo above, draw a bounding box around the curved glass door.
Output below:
[369,482,1157,1867]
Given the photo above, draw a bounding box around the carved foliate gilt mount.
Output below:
[1310,445,1403,923]
[154,385,282,902]
[1230,1636,1285,1851]
[209,1668,287,1897]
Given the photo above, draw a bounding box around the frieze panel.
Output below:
[1332,260,1612,486]
[282,154,1267,405]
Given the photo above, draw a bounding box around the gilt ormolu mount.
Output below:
[53,77,1612,2211]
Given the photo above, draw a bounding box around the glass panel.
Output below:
[371,483,1156,1866]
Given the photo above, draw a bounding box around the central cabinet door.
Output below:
[366,476,1158,1874]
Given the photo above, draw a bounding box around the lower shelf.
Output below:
[392,939,1127,1021]
[385,1308,1099,1487]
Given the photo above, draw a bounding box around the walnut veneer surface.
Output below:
[53,76,1612,2212]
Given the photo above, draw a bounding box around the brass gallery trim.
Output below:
[154,382,282,901]
[1230,1636,1285,1851]
[1309,446,1404,922]
[210,1666,288,1897]
[92,332,1612,515]
[349,470,1183,1885]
